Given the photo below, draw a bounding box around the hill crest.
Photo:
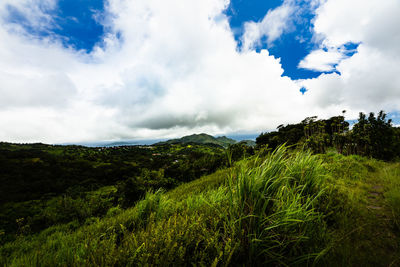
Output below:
[155,133,237,147]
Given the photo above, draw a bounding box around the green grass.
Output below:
[225,146,328,265]
[382,163,400,229]
[319,153,400,266]
[1,146,400,266]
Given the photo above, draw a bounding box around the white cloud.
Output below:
[298,43,358,72]
[313,0,400,50]
[241,0,295,50]
[0,0,399,143]
[298,48,344,72]
[0,0,57,32]
[0,0,314,143]
[301,0,400,115]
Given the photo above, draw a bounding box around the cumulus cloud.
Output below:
[0,0,57,33]
[0,0,399,143]
[0,0,311,143]
[300,0,400,114]
[241,0,296,50]
[298,47,345,72]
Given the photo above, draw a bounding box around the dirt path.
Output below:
[366,185,384,211]
[365,183,399,266]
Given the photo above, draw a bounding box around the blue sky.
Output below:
[54,0,105,50]
[0,0,399,143]
[226,0,321,79]
[225,0,360,79]
[5,0,105,51]
[5,0,354,79]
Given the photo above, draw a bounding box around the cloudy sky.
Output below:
[1,0,400,143]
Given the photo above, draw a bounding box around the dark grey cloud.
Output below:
[134,111,238,130]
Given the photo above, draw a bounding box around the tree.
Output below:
[350,111,396,160]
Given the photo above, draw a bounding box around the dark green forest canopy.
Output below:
[0,142,242,241]
[0,142,229,204]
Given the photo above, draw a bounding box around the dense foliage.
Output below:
[0,142,252,243]
[1,146,399,266]
[257,110,400,161]
[0,147,329,265]
[1,111,400,265]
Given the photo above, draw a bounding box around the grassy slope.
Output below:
[320,153,400,266]
[1,148,400,266]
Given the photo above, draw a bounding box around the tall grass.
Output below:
[1,145,330,266]
[226,146,327,265]
[382,163,400,230]
[319,153,400,266]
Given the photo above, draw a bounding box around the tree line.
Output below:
[256,110,400,161]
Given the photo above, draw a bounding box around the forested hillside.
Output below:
[0,142,252,245]
[155,133,237,147]
[1,146,399,266]
[1,111,400,266]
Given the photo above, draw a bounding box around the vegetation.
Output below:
[1,110,400,266]
[0,147,323,265]
[317,152,400,265]
[155,133,237,147]
[0,142,239,243]
[257,110,400,161]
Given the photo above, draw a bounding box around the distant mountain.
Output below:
[61,139,167,147]
[239,140,256,147]
[155,133,237,148]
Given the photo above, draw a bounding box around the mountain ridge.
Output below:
[155,133,237,147]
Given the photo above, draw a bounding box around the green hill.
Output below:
[1,111,400,265]
[155,133,237,147]
[239,139,256,147]
[2,146,399,266]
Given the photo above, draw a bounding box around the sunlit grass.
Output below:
[1,146,400,266]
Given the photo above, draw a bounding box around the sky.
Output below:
[0,0,400,143]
